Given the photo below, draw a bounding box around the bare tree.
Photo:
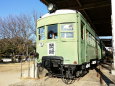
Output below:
[0,13,37,59]
[32,10,38,35]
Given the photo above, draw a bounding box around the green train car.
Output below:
[36,10,106,80]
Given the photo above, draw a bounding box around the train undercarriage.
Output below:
[37,56,100,84]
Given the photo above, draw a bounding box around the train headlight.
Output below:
[86,63,90,68]
[48,3,53,11]
[92,61,96,64]
[48,3,56,13]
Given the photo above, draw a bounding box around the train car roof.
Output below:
[41,9,77,18]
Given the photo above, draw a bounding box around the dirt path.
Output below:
[0,63,115,86]
[10,69,103,86]
[0,62,30,86]
[11,67,115,86]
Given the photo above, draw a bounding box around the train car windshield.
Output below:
[47,24,58,39]
[61,23,74,38]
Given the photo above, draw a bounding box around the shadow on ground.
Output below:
[95,68,115,86]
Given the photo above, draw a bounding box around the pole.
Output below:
[34,57,35,78]
[21,59,22,78]
[112,0,115,69]
[28,55,30,77]
[111,0,115,75]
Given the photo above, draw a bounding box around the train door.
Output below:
[80,21,86,63]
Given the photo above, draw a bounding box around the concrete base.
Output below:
[111,70,115,75]
[21,63,38,78]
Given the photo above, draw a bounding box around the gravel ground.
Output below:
[10,70,103,86]
[0,62,32,86]
[0,62,115,86]
[10,66,115,86]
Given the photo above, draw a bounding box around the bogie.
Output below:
[37,56,99,80]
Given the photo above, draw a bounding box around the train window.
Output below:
[91,35,93,46]
[86,30,89,43]
[61,24,73,31]
[39,27,45,40]
[61,32,74,38]
[89,34,92,45]
[61,23,74,38]
[93,37,96,47]
[81,22,85,40]
[86,30,88,40]
[92,36,95,47]
[47,24,58,39]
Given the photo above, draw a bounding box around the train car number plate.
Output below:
[48,43,55,56]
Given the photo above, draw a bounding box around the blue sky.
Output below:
[0,0,48,17]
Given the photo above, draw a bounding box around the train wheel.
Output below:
[37,65,48,78]
[62,78,75,85]
[62,71,75,84]
[79,70,83,77]
[62,68,75,84]
[80,69,88,77]
[76,71,80,78]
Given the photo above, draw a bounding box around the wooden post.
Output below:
[34,57,36,78]
[21,60,22,78]
[111,0,115,75]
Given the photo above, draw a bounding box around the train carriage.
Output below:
[36,9,106,81]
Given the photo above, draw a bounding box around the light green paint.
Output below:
[36,12,103,65]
